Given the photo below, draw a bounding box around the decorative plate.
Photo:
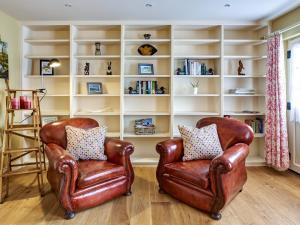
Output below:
[138,44,157,56]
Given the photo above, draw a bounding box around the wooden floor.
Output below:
[0,167,300,225]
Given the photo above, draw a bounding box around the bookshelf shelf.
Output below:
[25,55,70,59]
[174,55,220,59]
[224,94,265,97]
[25,75,70,78]
[174,111,220,116]
[174,75,220,78]
[21,23,268,165]
[174,39,220,45]
[74,39,120,44]
[75,55,120,59]
[124,132,170,138]
[224,75,266,78]
[224,39,267,46]
[125,55,171,59]
[254,133,265,138]
[175,94,220,97]
[124,111,170,116]
[74,111,120,116]
[124,75,170,78]
[224,55,267,60]
[75,75,120,78]
[25,39,70,45]
[74,94,120,97]
[125,39,170,44]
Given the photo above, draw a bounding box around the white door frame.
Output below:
[287,37,300,174]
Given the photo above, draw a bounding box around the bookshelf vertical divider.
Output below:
[21,22,269,166]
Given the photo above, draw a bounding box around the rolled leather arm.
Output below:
[45,143,78,194]
[210,143,249,174]
[104,138,134,166]
[156,138,184,165]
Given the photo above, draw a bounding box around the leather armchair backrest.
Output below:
[40,118,99,148]
[196,117,254,150]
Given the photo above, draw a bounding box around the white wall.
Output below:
[0,10,21,145]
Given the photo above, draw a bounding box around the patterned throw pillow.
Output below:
[178,124,223,161]
[65,125,107,161]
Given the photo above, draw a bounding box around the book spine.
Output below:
[136,81,139,94]
[152,81,155,94]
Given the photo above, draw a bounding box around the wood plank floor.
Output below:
[0,167,300,225]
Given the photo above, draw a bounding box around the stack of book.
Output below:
[135,80,158,94]
[245,118,264,134]
[183,59,208,75]
[229,88,256,95]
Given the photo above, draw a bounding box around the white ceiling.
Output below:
[0,0,299,22]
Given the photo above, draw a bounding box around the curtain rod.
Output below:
[265,21,300,39]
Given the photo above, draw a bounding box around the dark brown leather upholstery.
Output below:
[40,118,134,219]
[156,117,254,220]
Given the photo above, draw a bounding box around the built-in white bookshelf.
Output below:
[21,23,269,166]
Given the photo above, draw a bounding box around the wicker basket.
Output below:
[135,125,155,135]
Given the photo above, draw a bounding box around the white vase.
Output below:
[193,87,198,95]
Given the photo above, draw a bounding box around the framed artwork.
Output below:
[87,82,102,94]
[40,60,53,76]
[42,116,58,126]
[0,40,9,79]
[138,63,154,75]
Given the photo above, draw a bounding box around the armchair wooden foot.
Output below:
[211,212,222,220]
[158,187,165,194]
[124,190,132,196]
[64,211,75,220]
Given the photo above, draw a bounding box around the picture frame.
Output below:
[40,60,53,76]
[42,116,58,126]
[0,40,9,79]
[87,82,103,94]
[138,63,154,75]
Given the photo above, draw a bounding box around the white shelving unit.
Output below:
[21,23,269,166]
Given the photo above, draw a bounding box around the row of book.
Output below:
[183,59,210,75]
[245,118,264,134]
[135,80,158,94]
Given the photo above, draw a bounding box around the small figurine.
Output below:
[95,42,101,55]
[128,87,133,94]
[144,33,151,39]
[156,86,165,94]
[176,68,181,75]
[238,60,245,75]
[84,62,90,75]
[207,68,214,75]
[106,61,112,75]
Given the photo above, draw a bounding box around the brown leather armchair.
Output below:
[40,118,134,219]
[156,117,254,220]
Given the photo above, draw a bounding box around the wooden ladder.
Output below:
[0,80,46,203]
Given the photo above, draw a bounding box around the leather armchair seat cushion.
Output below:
[77,160,126,189]
[164,160,211,189]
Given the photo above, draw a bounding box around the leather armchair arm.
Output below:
[156,138,184,165]
[45,143,78,195]
[104,138,134,190]
[209,143,249,213]
[210,143,249,174]
[104,138,134,166]
[156,138,184,187]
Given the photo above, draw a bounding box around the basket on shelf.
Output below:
[134,118,155,135]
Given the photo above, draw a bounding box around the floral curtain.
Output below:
[265,33,289,171]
